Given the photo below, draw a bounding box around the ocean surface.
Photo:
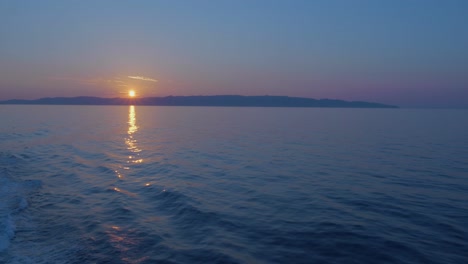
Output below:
[1,105,467,264]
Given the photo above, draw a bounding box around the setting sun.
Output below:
[128,90,136,97]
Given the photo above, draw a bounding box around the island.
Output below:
[0,95,398,108]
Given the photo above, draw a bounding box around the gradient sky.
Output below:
[1,0,467,107]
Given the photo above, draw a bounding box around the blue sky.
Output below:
[1,0,467,107]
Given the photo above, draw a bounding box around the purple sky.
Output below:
[1,0,467,107]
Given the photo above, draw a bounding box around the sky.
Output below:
[1,0,467,108]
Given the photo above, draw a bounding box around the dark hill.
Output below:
[0,95,398,108]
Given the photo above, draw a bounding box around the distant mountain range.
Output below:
[0,95,398,108]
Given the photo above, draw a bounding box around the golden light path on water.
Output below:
[114,105,144,182]
[126,105,143,160]
[109,105,150,262]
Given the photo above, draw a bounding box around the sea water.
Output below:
[0,105,467,264]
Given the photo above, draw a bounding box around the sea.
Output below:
[0,105,467,264]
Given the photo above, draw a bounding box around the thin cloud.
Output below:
[49,76,124,86]
[128,75,158,82]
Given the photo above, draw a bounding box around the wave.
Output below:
[0,154,42,253]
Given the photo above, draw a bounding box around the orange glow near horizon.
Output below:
[128,90,136,97]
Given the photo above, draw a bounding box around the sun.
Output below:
[128,90,136,97]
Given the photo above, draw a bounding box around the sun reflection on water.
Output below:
[128,105,138,134]
[107,106,153,261]
[126,106,144,164]
[115,105,144,180]
[126,105,141,153]
[105,224,150,263]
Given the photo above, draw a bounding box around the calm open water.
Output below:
[1,105,467,264]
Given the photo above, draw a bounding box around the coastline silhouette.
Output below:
[0,95,398,108]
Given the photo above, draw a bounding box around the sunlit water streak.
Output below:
[1,105,468,263]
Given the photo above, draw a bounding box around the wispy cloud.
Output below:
[49,76,127,86]
[49,75,158,90]
[128,75,158,82]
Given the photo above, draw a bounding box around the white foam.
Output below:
[18,198,28,211]
[0,176,19,252]
[0,215,15,251]
[0,161,41,253]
